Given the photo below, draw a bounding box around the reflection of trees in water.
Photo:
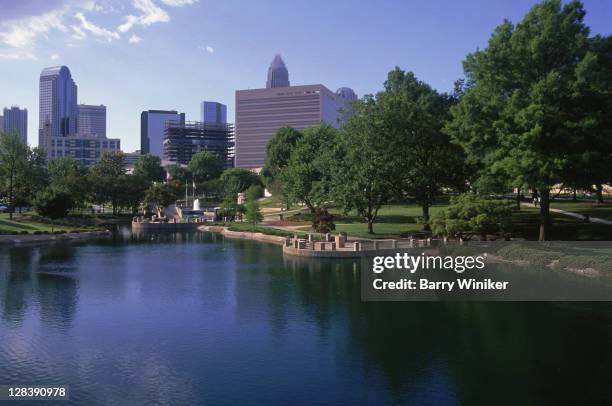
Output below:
[1,244,79,329]
[1,246,35,322]
[278,256,612,404]
[35,272,78,329]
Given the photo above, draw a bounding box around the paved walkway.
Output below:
[522,203,612,225]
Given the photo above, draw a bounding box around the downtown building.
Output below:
[234,54,357,169]
[2,106,28,144]
[39,66,120,165]
[77,104,106,137]
[141,110,185,159]
[163,101,234,167]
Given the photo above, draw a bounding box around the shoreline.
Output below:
[198,225,287,246]
[0,230,112,246]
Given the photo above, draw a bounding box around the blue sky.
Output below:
[1,0,611,152]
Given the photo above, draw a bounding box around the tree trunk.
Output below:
[422,203,430,231]
[595,184,604,204]
[516,187,522,210]
[572,188,577,201]
[367,219,374,234]
[538,188,551,241]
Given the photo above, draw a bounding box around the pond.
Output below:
[0,231,611,405]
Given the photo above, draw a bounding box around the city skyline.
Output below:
[1,0,611,152]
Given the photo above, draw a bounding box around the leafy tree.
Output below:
[33,188,74,232]
[244,185,263,227]
[89,152,126,214]
[431,194,513,241]
[566,34,612,203]
[188,151,224,184]
[219,197,245,222]
[333,95,395,234]
[261,127,303,208]
[118,174,149,214]
[281,123,339,216]
[219,168,261,199]
[0,132,29,219]
[144,183,179,217]
[48,157,89,210]
[167,164,190,185]
[378,68,466,230]
[133,154,166,184]
[447,0,601,240]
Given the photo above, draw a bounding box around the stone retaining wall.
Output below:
[197,225,286,246]
[132,221,199,231]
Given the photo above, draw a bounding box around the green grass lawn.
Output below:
[512,206,612,241]
[549,200,612,221]
[0,213,76,234]
[284,202,612,241]
[0,212,106,235]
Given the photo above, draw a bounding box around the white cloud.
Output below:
[0,50,36,60]
[128,34,142,43]
[74,12,119,42]
[198,45,214,54]
[118,0,169,33]
[0,10,67,49]
[160,0,198,5]
[50,53,60,60]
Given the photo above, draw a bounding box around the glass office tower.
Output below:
[2,106,28,144]
[38,66,78,150]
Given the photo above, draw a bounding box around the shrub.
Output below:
[431,194,513,240]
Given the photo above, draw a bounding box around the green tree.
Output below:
[133,154,166,184]
[33,188,74,232]
[281,123,339,216]
[261,127,303,208]
[89,152,126,214]
[167,164,191,185]
[0,132,29,219]
[431,194,513,241]
[378,68,466,230]
[118,175,149,214]
[48,157,89,210]
[144,183,179,217]
[447,0,600,240]
[219,168,261,199]
[244,185,263,228]
[333,95,395,234]
[188,151,224,184]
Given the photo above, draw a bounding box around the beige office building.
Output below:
[234,55,356,169]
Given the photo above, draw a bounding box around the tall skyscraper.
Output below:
[266,54,290,88]
[38,66,78,150]
[77,104,106,137]
[201,101,227,125]
[235,56,357,169]
[2,106,27,144]
[141,110,184,159]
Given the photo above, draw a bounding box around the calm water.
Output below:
[1,231,611,405]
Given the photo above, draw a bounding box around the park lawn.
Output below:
[549,200,612,221]
[512,207,612,241]
[0,212,75,234]
[293,203,449,239]
[288,204,612,241]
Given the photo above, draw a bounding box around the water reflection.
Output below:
[0,232,610,404]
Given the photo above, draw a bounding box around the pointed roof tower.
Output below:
[266,54,290,88]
